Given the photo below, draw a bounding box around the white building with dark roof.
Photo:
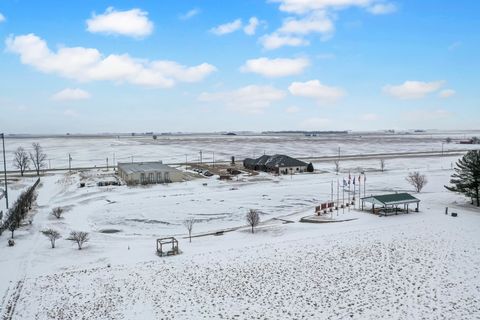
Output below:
[117,161,184,185]
[243,154,310,174]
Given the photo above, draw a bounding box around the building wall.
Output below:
[277,166,307,174]
[118,168,184,185]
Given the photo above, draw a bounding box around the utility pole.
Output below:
[113,153,116,168]
[199,150,202,164]
[1,133,8,209]
[68,153,72,172]
[185,154,188,170]
[212,151,215,167]
[106,157,109,171]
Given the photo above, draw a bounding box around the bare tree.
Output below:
[380,159,386,172]
[334,160,340,175]
[51,207,64,219]
[246,209,260,234]
[406,171,428,193]
[13,147,30,176]
[67,231,89,250]
[29,143,47,176]
[445,137,452,143]
[183,217,196,243]
[41,229,61,248]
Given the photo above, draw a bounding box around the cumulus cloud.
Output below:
[210,19,242,35]
[244,17,260,35]
[439,89,456,98]
[240,57,309,78]
[52,88,91,101]
[288,80,345,102]
[0,13,5,23]
[179,8,201,20]
[367,3,397,14]
[278,12,334,35]
[264,0,396,49]
[86,7,153,38]
[6,34,216,88]
[383,80,445,99]
[271,0,374,14]
[260,33,309,50]
[198,85,286,114]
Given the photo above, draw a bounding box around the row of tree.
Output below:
[42,229,89,250]
[13,143,47,176]
[0,179,39,238]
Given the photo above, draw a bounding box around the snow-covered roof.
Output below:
[244,154,308,168]
[361,193,420,206]
[118,162,179,174]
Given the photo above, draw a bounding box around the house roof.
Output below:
[361,193,420,206]
[244,154,308,168]
[118,162,180,175]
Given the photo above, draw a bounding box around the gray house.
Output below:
[117,162,184,185]
[243,154,309,174]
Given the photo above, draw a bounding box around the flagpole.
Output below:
[342,180,345,214]
[348,173,351,211]
[331,180,334,219]
[336,179,339,217]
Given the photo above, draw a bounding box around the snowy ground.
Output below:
[2,131,480,170]
[1,153,480,319]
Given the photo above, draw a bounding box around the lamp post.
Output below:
[1,133,8,209]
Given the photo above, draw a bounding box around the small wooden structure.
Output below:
[361,193,420,216]
[156,237,179,256]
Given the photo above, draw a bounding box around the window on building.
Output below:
[156,172,162,183]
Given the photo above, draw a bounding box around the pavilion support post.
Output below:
[416,202,419,212]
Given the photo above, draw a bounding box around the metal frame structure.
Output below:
[156,237,179,256]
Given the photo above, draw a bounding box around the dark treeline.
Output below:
[0,178,40,238]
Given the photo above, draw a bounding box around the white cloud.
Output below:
[240,57,309,78]
[367,3,397,15]
[86,7,153,38]
[265,1,396,49]
[439,89,456,98]
[300,117,331,130]
[361,113,379,121]
[288,80,345,102]
[244,17,260,35]
[63,109,80,117]
[179,8,201,20]
[210,19,242,35]
[52,88,91,101]
[383,80,445,99]
[286,106,301,113]
[260,33,309,50]
[198,85,286,114]
[270,0,374,14]
[278,12,334,35]
[6,34,217,88]
[0,13,5,23]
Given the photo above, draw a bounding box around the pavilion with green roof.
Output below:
[361,193,420,216]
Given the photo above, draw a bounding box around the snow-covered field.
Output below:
[1,146,480,319]
[2,131,480,170]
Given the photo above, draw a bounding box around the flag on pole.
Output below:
[343,179,347,187]
[353,177,356,185]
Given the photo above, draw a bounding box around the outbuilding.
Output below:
[361,193,420,216]
[117,161,184,185]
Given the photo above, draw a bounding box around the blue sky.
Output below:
[0,0,478,133]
